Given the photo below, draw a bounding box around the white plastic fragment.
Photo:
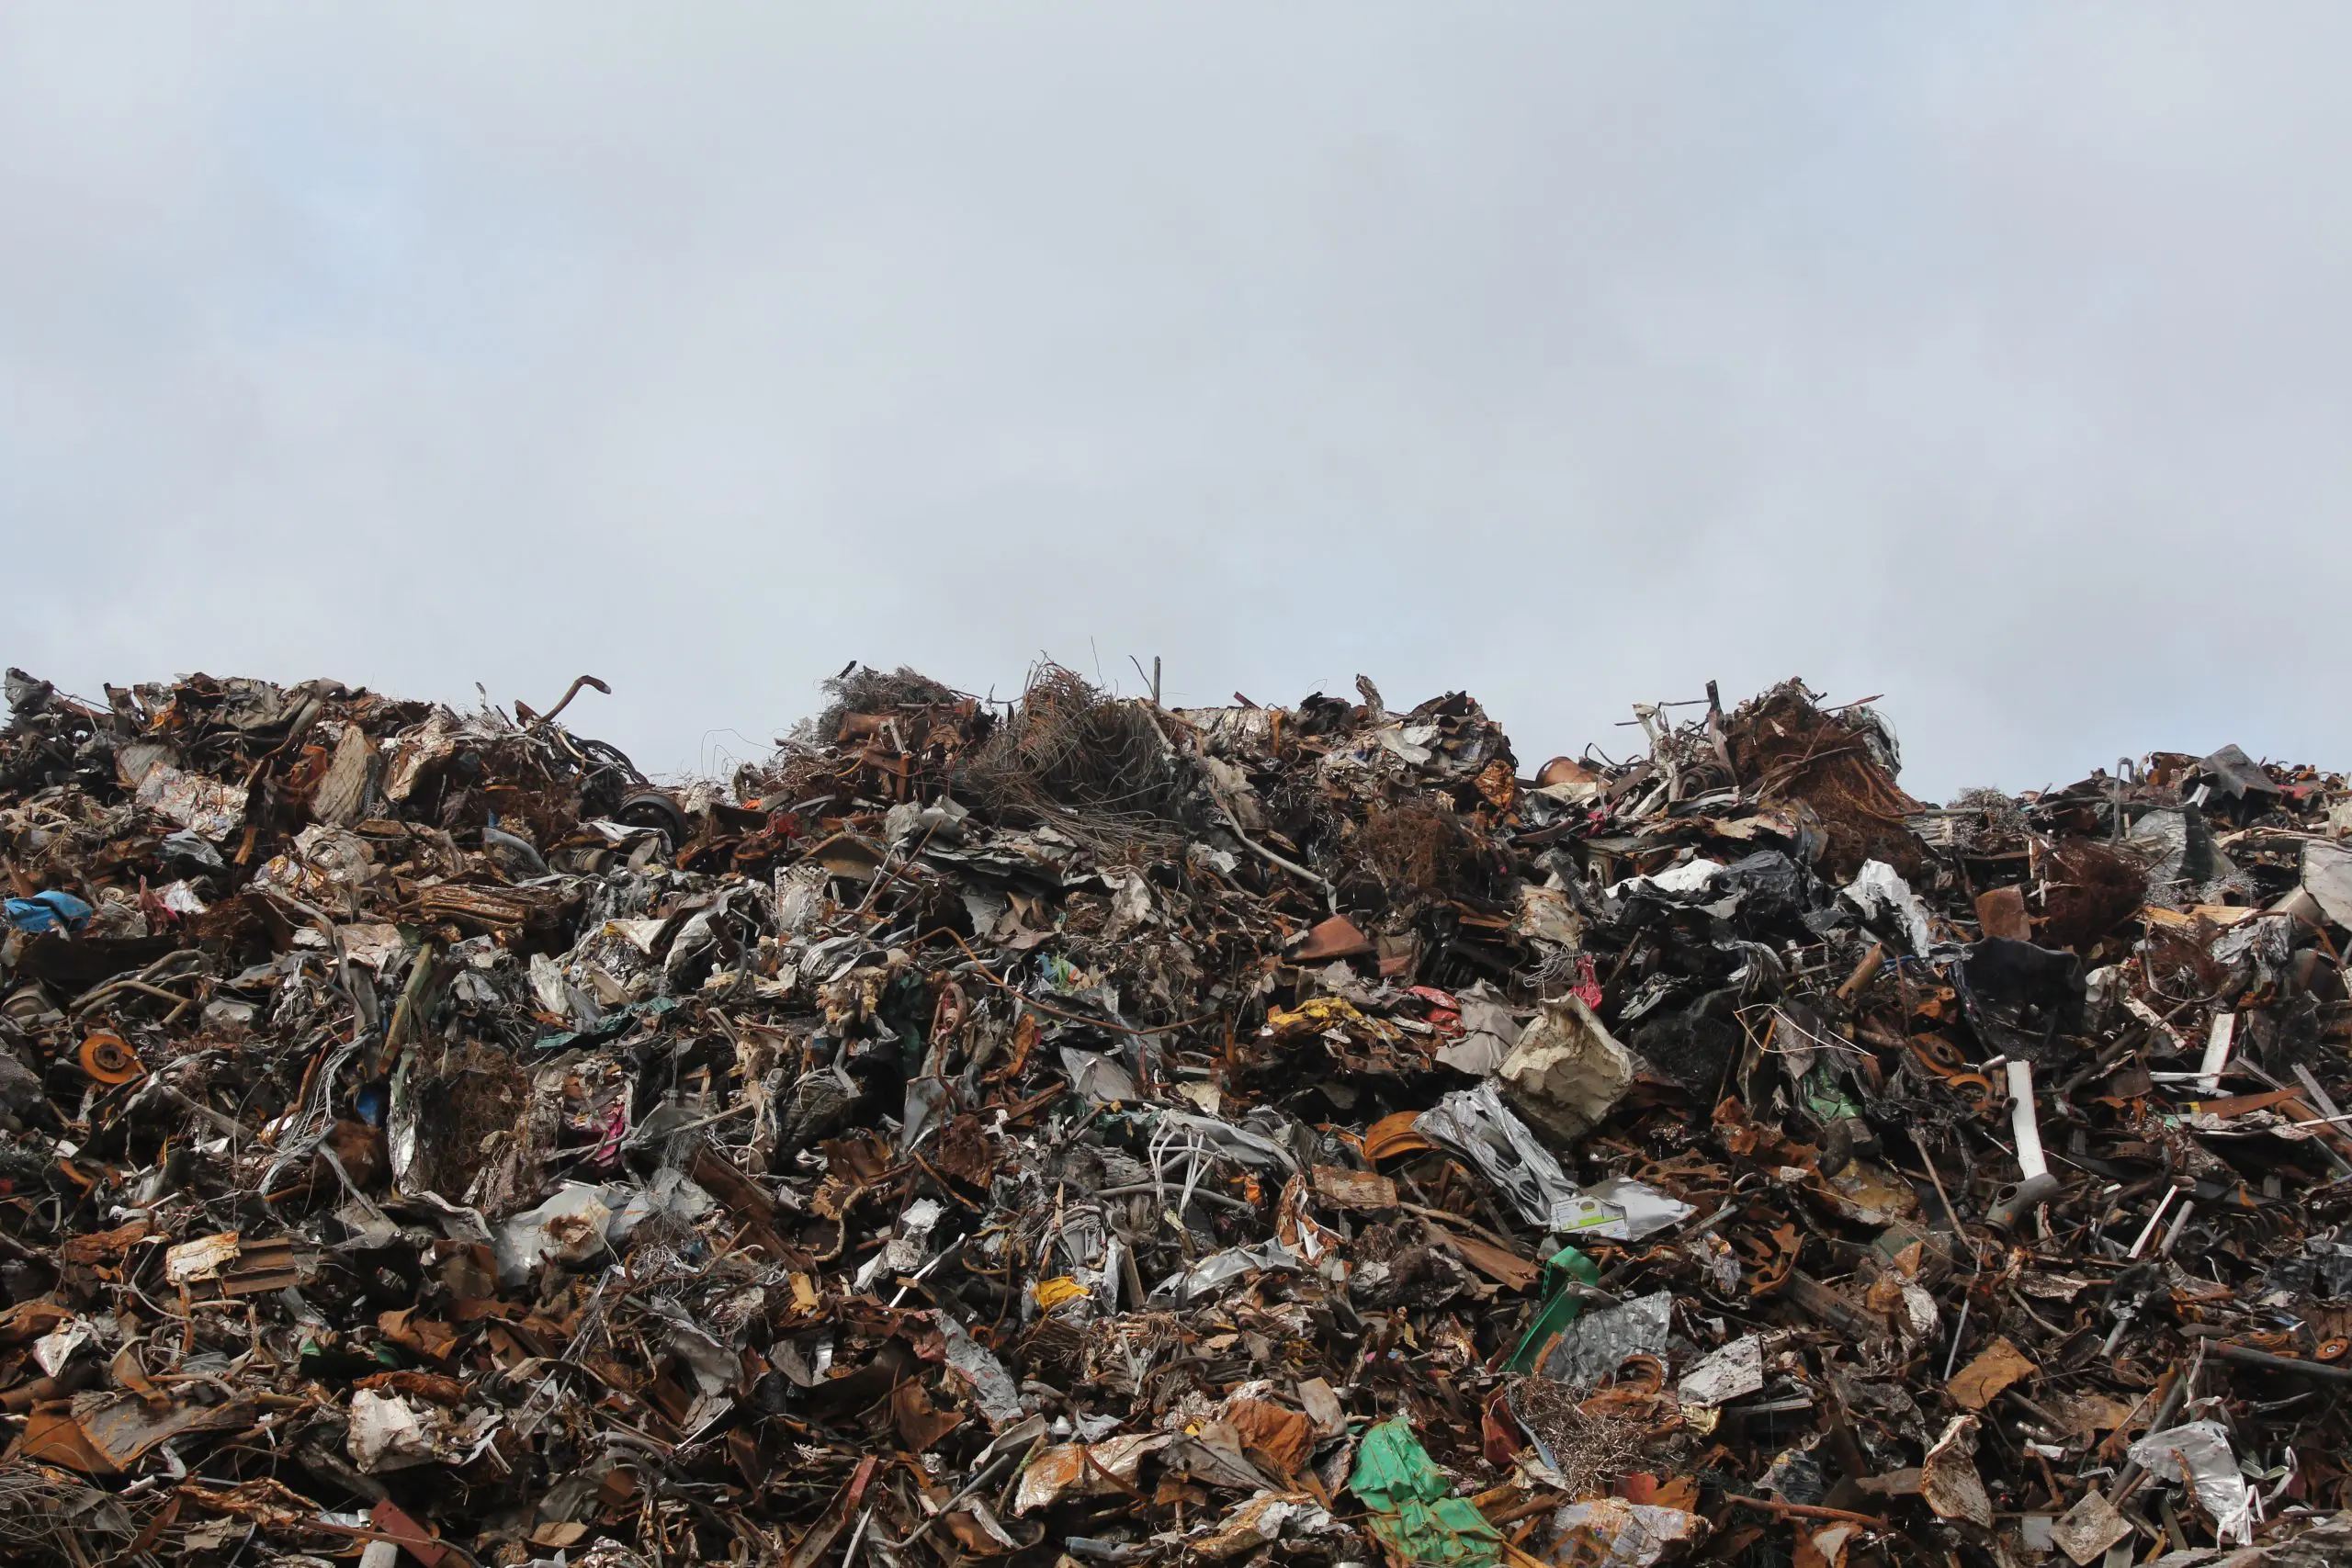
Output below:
[1677,1335,1765,1409]
[2007,1060,2047,1180]
[2128,1420,2253,1546]
[1843,859,1937,955]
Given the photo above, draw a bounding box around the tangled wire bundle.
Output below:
[960,664,1191,850]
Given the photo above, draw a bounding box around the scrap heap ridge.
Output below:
[3,660,2350,1567]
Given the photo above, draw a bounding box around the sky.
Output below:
[5,6,2349,801]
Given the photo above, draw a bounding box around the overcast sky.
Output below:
[6,7,2347,800]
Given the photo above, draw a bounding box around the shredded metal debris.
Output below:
[2,661,2350,1565]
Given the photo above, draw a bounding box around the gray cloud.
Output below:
[6,6,2348,796]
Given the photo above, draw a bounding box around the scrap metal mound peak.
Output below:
[3,660,2351,1567]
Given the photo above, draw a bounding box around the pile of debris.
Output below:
[3,660,2350,1568]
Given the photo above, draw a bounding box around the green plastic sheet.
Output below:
[1347,1417,1506,1567]
[1505,1243,1599,1373]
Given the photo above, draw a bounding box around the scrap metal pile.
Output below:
[3,661,2352,1568]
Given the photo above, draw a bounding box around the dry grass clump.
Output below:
[1358,801,1486,899]
[1508,1377,1650,1499]
[961,665,1189,847]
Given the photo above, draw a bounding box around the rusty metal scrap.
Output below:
[0,661,2348,1565]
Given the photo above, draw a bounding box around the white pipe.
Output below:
[2198,1012,2236,1095]
[2127,1185,2178,1258]
[2007,1060,2047,1179]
